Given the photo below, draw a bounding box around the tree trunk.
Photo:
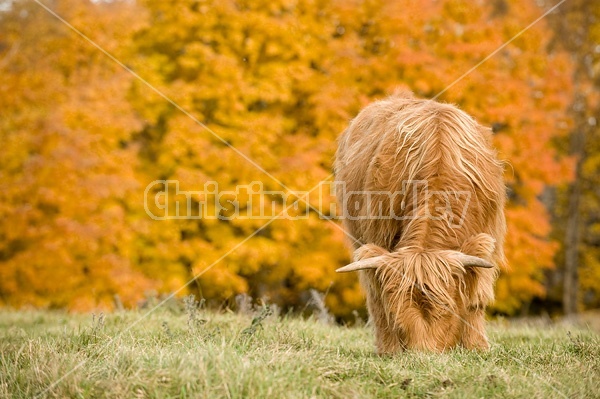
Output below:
[183,259,203,300]
[563,118,586,315]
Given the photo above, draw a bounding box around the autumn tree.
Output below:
[358,0,574,314]
[129,0,575,316]
[0,0,155,309]
[128,0,361,314]
[0,0,575,317]
[547,0,600,313]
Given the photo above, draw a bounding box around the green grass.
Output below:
[0,305,598,399]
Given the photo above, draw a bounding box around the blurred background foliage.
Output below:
[0,0,598,318]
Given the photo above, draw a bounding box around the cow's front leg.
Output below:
[360,270,405,355]
[459,305,489,350]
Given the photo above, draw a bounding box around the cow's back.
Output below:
[335,93,506,265]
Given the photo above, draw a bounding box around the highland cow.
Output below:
[334,92,506,353]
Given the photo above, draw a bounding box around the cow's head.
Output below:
[336,235,495,351]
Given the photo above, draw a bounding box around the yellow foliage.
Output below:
[0,0,578,317]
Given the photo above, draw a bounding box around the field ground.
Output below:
[0,306,599,399]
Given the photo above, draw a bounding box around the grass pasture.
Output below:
[0,305,598,399]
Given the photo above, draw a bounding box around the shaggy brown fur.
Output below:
[334,91,506,353]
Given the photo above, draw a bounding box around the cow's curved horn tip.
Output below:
[456,253,495,268]
[336,262,379,273]
[335,265,365,273]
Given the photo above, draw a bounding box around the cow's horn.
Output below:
[335,255,387,273]
[456,254,494,268]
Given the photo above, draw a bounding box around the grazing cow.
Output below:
[334,91,506,353]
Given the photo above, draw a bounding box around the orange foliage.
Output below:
[0,0,574,316]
